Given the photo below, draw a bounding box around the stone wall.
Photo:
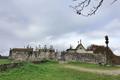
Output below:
[27,51,56,61]
[9,50,57,62]
[0,63,23,72]
[63,52,106,64]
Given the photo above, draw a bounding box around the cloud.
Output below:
[83,18,120,56]
[0,0,120,56]
[114,50,120,56]
[14,24,47,39]
[27,32,88,51]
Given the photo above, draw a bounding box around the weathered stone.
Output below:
[9,47,57,62]
[0,63,23,72]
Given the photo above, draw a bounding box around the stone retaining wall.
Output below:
[0,63,23,72]
[63,52,106,64]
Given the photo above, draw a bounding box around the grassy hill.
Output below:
[0,61,120,80]
[0,59,11,64]
[67,61,120,70]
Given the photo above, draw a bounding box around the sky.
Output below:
[0,0,120,56]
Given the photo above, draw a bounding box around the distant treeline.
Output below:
[0,55,8,59]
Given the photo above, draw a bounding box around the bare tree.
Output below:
[70,0,118,16]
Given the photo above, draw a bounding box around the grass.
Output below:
[0,61,120,80]
[67,61,120,70]
[0,59,11,64]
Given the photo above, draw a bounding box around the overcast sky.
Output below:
[0,0,120,56]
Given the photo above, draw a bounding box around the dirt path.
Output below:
[63,65,120,75]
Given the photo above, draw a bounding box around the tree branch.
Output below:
[70,0,118,17]
[111,0,118,4]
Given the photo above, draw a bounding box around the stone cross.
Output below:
[80,39,82,44]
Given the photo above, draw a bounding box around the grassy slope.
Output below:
[67,61,120,70]
[0,59,11,64]
[0,61,120,80]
